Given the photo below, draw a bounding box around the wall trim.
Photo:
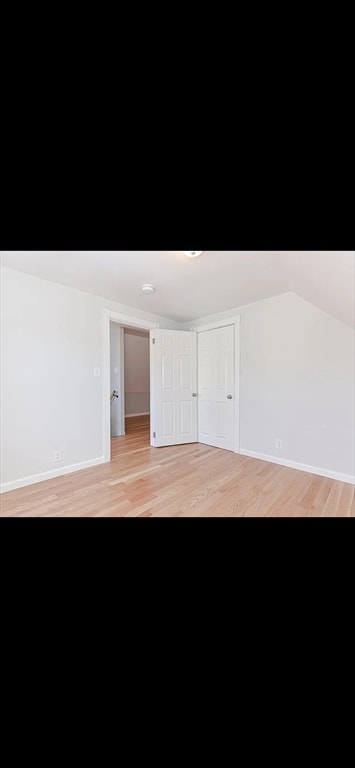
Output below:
[103,307,159,331]
[189,315,241,333]
[0,456,106,494]
[239,449,355,485]
[125,412,150,418]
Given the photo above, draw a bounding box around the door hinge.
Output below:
[152,338,155,345]
[153,432,156,439]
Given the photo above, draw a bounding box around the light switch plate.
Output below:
[94,367,101,377]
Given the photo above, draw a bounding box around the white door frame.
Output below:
[102,308,159,462]
[190,315,241,454]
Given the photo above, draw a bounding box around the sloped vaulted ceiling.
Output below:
[1,251,354,327]
[263,251,354,328]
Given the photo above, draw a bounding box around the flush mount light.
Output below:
[142,284,155,294]
[184,251,204,258]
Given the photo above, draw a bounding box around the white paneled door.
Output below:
[150,330,198,447]
[198,325,235,451]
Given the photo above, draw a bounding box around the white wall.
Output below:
[187,292,355,481]
[124,329,150,416]
[0,266,180,490]
[1,267,354,491]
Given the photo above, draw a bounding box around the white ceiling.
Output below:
[1,251,354,326]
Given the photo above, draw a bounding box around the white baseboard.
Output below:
[2,448,353,494]
[125,412,150,418]
[0,456,106,494]
[239,449,355,485]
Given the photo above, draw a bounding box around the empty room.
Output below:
[0,251,354,517]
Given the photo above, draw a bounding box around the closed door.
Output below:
[198,325,235,451]
[150,330,198,447]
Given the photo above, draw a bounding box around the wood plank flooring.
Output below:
[1,416,354,517]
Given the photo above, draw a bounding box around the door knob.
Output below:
[227,395,233,400]
[192,393,198,397]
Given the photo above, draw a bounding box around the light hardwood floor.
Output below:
[1,416,354,517]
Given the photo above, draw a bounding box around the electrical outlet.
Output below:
[53,449,62,463]
[275,439,283,450]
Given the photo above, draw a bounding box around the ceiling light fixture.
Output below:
[184,251,204,258]
[142,284,155,294]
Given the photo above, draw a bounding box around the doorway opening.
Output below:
[123,328,150,425]
[109,321,151,456]
[103,309,158,463]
